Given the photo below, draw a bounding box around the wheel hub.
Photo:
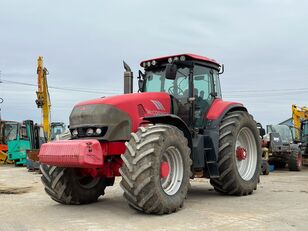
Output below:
[160,146,184,196]
[160,161,170,178]
[236,147,247,161]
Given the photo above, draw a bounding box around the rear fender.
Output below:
[203,101,248,177]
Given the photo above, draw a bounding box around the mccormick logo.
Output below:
[151,100,165,111]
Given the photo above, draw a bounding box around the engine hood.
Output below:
[70,92,171,140]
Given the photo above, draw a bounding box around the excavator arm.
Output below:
[36,56,51,141]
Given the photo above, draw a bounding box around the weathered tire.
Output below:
[40,164,107,204]
[120,124,192,214]
[288,151,302,171]
[210,111,261,195]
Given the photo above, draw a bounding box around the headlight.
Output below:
[72,129,78,137]
[151,60,157,66]
[95,128,102,135]
[173,56,179,61]
[168,57,173,63]
[147,61,151,67]
[86,128,94,136]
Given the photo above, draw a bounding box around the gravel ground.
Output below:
[1,165,308,231]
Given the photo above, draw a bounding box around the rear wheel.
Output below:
[288,151,302,171]
[210,111,261,195]
[120,124,191,214]
[40,164,107,204]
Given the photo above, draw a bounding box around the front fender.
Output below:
[143,114,192,150]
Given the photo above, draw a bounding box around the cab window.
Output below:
[193,65,213,127]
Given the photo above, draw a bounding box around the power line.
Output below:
[224,87,308,93]
[0,79,122,95]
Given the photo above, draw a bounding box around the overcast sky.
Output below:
[0,0,307,127]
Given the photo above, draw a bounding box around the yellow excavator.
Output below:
[24,57,65,170]
[292,104,308,141]
[292,104,308,164]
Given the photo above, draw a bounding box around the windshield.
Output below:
[144,67,190,99]
[268,125,293,143]
[4,123,18,142]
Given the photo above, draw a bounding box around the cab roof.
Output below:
[140,53,220,67]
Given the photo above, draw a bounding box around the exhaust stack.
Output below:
[123,61,133,94]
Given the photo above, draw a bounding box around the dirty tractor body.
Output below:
[39,54,261,214]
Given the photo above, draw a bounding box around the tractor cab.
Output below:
[139,54,222,128]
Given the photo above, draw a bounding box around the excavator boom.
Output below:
[36,56,51,141]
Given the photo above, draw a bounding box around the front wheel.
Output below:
[120,124,192,214]
[210,111,261,195]
[40,164,107,204]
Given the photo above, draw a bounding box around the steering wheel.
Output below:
[168,86,185,96]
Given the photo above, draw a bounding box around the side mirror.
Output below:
[165,63,177,80]
[138,79,144,91]
[259,128,266,138]
[138,70,145,92]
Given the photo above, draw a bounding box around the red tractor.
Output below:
[39,54,261,214]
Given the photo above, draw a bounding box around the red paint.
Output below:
[236,147,247,161]
[80,157,122,178]
[75,92,171,132]
[140,53,220,66]
[160,161,170,178]
[206,99,243,120]
[39,140,126,168]
[105,142,126,155]
[39,140,104,168]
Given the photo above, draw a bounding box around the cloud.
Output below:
[0,0,307,126]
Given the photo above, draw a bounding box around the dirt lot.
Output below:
[1,165,308,231]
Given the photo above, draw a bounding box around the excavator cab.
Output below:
[0,121,18,164]
[50,122,66,141]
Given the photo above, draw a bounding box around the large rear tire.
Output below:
[40,164,107,204]
[120,124,191,214]
[210,111,261,195]
[288,150,302,171]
